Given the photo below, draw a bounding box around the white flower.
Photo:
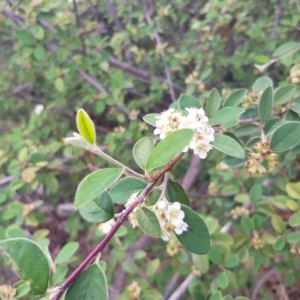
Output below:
[174,221,188,235]
[126,191,139,210]
[199,124,215,141]
[161,229,170,241]
[34,104,44,115]
[166,202,185,226]
[194,142,213,159]
[98,219,115,234]
[186,107,208,128]
[154,125,173,139]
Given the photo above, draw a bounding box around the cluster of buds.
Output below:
[166,239,180,257]
[250,231,265,250]
[207,182,219,196]
[0,285,16,300]
[127,281,141,300]
[244,91,260,105]
[154,107,214,159]
[191,265,202,276]
[245,141,278,175]
[221,88,231,97]
[126,192,141,229]
[230,206,250,219]
[289,64,300,84]
[185,71,205,92]
[290,244,300,255]
[22,203,35,217]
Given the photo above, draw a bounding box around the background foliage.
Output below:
[1,0,300,299]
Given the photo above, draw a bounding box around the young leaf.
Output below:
[289,213,300,227]
[208,107,245,126]
[76,109,96,144]
[65,263,108,300]
[178,94,201,110]
[143,113,160,127]
[286,182,300,199]
[252,76,273,92]
[272,42,299,58]
[175,205,210,255]
[0,238,50,295]
[166,180,190,206]
[216,272,229,289]
[146,129,194,171]
[55,242,79,264]
[137,207,161,238]
[192,254,209,274]
[258,86,273,123]
[79,191,114,222]
[271,214,286,233]
[54,78,65,93]
[133,137,154,170]
[273,85,295,105]
[206,88,221,117]
[74,168,123,208]
[211,133,245,159]
[109,177,147,204]
[270,121,300,152]
[223,89,247,107]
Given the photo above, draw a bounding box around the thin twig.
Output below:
[105,0,124,31]
[167,273,194,300]
[72,0,87,54]
[251,268,276,300]
[142,0,176,101]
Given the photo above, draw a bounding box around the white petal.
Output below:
[172,202,181,210]
[177,210,185,219]
[171,218,183,226]
[157,200,167,209]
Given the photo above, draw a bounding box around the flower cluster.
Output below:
[250,231,265,250]
[154,108,214,159]
[230,206,250,219]
[153,199,188,241]
[126,192,141,229]
[245,141,278,175]
[289,64,300,84]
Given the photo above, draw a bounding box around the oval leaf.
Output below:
[289,213,300,227]
[206,88,221,117]
[224,89,247,107]
[211,133,245,158]
[133,137,154,170]
[137,207,161,238]
[79,191,114,222]
[0,238,49,295]
[146,129,194,171]
[74,168,123,208]
[258,86,273,123]
[143,113,160,127]
[65,264,108,300]
[55,242,79,264]
[166,180,190,206]
[110,177,147,204]
[270,121,300,152]
[274,85,295,105]
[178,94,201,110]
[54,77,65,93]
[272,42,299,58]
[252,76,273,92]
[208,107,245,126]
[76,109,96,144]
[175,205,210,254]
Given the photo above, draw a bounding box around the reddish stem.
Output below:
[51,152,184,300]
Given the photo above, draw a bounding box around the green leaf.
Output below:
[216,272,229,289]
[76,109,96,144]
[221,118,239,129]
[258,86,273,123]
[240,217,254,234]
[133,137,154,170]
[211,133,245,159]
[175,205,210,255]
[274,85,296,105]
[252,76,273,92]
[224,253,240,268]
[55,242,79,264]
[286,232,300,244]
[65,264,108,300]
[206,88,221,117]
[273,237,286,252]
[79,191,114,223]
[271,214,286,233]
[166,180,190,206]
[192,254,209,274]
[34,46,45,60]
[272,42,299,58]
[146,129,194,171]
[223,155,247,167]
[54,77,65,93]
[208,107,244,126]
[143,113,160,127]
[270,121,300,152]
[209,291,222,300]
[16,31,35,46]
[289,213,300,227]
[137,207,161,238]
[249,184,262,202]
[235,297,250,300]
[0,238,49,295]
[178,94,201,110]
[74,168,123,208]
[109,177,147,204]
[286,182,300,199]
[224,89,247,107]
[146,258,160,277]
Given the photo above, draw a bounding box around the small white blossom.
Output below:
[34,104,44,115]
[166,202,185,226]
[174,221,188,235]
[194,142,213,159]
